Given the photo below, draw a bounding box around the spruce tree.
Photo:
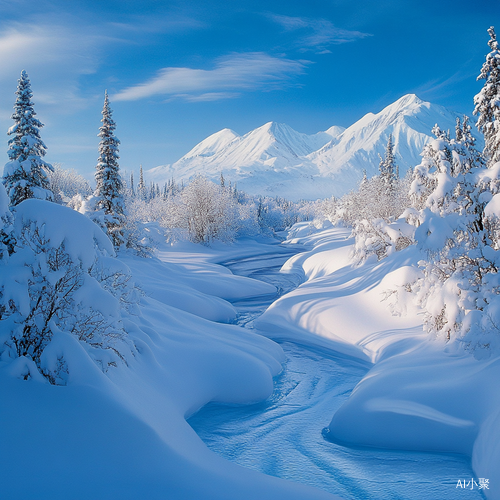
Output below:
[137,165,146,200]
[2,70,53,206]
[94,91,125,248]
[379,134,397,187]
[474,26,500,166]
[129,172,135,197]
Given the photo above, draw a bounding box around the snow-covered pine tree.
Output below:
[374,134,399,219]
[2,71,54,206]
[129,172,135,197]
[137,165,146,200]
[94,91,125,249]
[455,117,464,143]
[379,134,397,187]
[360,169,368,187]
[474,26,500,167]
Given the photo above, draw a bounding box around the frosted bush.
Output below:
[0,200,138,384]
[179,176,239,243]
[352,217,415,264]
[406,120,500,355]
[48,164,92,204]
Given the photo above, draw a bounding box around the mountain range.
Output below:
[147,94,479,201]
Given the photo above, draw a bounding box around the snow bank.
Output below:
[256,225,423,362]
[155,239,279,302]
[0,218,337,500]
[255,222,499,499]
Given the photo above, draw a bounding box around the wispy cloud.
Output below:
[181,92,241,102]
[412,68,478,102]
[113,53,308,102]
[268,14,372,53]
[109,14,205,35]
[0,23,106,78]
[0,22,115,113]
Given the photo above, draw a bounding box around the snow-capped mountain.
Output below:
[147,95,477,201]
[308,94,473,189]
[147,122,344,193]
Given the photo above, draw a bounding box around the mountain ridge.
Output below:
[147,95,480,201]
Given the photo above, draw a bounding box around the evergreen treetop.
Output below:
[379,134,397,187]
[2,70,53,206]
[474,26,500,166]
[94,91,125,248]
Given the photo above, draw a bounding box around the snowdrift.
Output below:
[255,222,499,499]
[0,202,338,500]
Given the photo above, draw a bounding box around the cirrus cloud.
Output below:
[113,52,308,102]
[268,14,372,53]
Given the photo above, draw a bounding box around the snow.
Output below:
[256,224,423,362]
[120,244,277,324]
[146,95,479,201]
[2,202,499,498]
[254,221,499,499]
[14,198,115,264]
[183,128,240,159]
[0,221,339,500]
[485,192,500,217]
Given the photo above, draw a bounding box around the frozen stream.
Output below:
[188,245,483,499]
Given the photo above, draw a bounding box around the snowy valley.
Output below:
[2,25,500,500]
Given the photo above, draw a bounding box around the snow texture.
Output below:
[255,222,499,499]
[0,222,339,500]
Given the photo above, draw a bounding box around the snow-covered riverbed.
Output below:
[1,226,493,499]
[189,246,484,499]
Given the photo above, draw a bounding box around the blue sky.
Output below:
[0,0,498,181]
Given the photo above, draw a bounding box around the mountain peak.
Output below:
[146,95,477,201]
[182,128,239,159]
[398,93,422,103]
[390,94,425,111]
[254,121,293,136]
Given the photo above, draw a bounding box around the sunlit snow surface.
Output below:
[189,249,483,500]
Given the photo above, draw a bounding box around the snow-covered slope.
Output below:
[309,94,469,189]
[0,226,339,500]
[184,128,240,159]
[147,95,477,201]
[148,122,343,197]
[254,221,500,499]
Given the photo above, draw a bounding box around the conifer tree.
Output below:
[2,70,53,206]
[379,134,397,187]
[129,172,135,197]
[360,169,368,187]
[474,26,500,166]
[94,91,125,248]
[137,165,146,200]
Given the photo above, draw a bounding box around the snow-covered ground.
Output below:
[254,222,499,499]
[190,249,481,499]
[0,233,338,500]
[2,219,498,499]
